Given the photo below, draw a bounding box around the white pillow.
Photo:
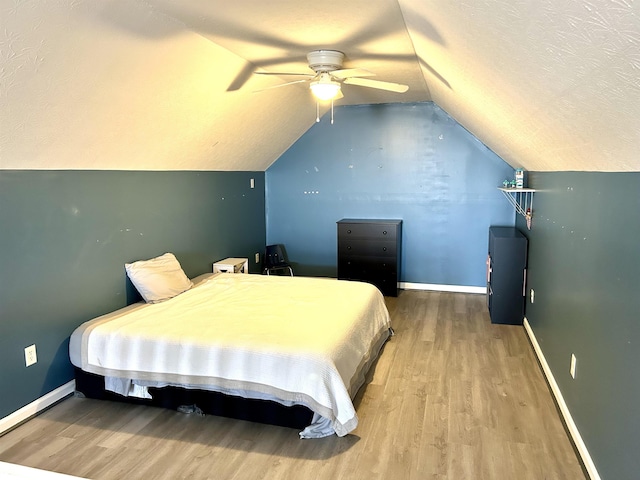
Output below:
[125,253,193,303]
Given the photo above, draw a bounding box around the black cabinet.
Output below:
[487,226,528,325]
[337,219,402,297]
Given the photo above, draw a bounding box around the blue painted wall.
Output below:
[0,170,265,419]
[519,171,640,480]
[266,102,515,286]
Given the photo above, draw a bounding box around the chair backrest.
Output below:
[265,244,287,267]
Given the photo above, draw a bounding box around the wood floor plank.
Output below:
[0,290,587,479]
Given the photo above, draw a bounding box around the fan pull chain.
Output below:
[314,100,336,124]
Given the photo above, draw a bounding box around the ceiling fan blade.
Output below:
[331,68,375,79]
[254,79,309,93]
[343,77,409,93]
[254,71,314,77]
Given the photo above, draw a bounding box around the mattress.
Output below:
[69,273,391,438]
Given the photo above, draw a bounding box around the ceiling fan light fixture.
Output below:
[310,75,341,101]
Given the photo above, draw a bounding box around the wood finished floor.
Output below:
[0,290,586,479]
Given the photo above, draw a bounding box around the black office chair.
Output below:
[263,244,293,276]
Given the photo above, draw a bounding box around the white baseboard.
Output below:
[0,380,76,435]
[523,318,600,480]
[400,282,486,294]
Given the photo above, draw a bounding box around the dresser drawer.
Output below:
[338,222,398,241]
[338,257,397,279]
[338,238,397,258]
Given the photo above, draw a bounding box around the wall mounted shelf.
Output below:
[498,188,536,229]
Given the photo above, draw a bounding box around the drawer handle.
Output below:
[347,229,352,234]
[347,246,352,250]
[382,230,387,235]
[382,247,387,252]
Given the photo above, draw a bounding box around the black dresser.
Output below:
[337,219,402,297]
[487,226,528,325]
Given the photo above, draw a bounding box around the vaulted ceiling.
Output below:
[1,1,638,172]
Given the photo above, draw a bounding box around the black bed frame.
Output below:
[74,368,314,430]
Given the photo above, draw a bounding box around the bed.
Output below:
[69,254,392,438]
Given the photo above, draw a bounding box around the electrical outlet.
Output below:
[570,353,577,379]
[255,252,260,263]
[530,289,535,303]
[24,344,37,367]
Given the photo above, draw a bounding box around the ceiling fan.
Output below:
[254,50,409,122]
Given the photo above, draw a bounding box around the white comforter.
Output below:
[69,273,391,438]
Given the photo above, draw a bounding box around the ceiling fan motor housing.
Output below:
[307,50,345,72]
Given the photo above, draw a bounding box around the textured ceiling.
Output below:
[1,0,638,172]
[403,0,640,172]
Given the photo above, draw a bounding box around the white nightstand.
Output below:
[213,257,249,274]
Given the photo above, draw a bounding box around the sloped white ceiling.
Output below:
[400,0,640,172]
[1,0,638,172]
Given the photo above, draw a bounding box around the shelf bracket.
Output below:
[498,188,535,229]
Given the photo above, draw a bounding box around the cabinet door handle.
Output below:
[347,229,351,234]
[347,246,352,250]
[382,230,387,235]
